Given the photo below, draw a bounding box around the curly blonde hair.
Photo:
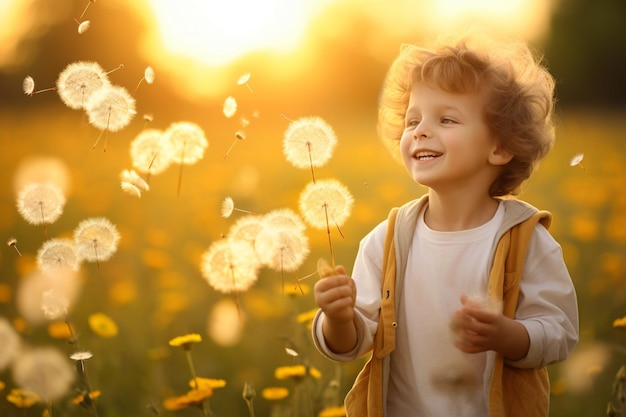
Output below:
[378,32,556,196]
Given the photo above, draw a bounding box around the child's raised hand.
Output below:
[314,263,356,325]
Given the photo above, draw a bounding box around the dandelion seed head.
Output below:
[164,121,209,165]
[77,20,91,34]
[223,96,237,118]
[16,182,66,226]
[16,268,83,326]
[144,66,155,84]
[263,208,307,232]
[221,196,235,218]
[86,84,136,132]
[36,238,80,272]
[283,116,337,169]
[200,239,260,294]
[299,178,354,230]
[0,317,21,371]
[229,214,264,243]
[41,288,69,321]
[121,182,141,197]
[144,113,154,122]
[12,347,75,401]
[130,128,172,175]
[56,61,110,110]
[23,76,35,95]
[74,217,120,262]
[254,227,309,272]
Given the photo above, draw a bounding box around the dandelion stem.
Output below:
[185,351,199,389]
[8,240,22,257]
[323,203,335,269]
[224,138,238,159]
[177,163,184,197]
[39,202,49,240]
[307,143,316,183]
[30,87,57,96]
[78,0,92,20]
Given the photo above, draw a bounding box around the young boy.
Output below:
[312,32,579,417]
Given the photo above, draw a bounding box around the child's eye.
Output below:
[406,119,420,128]
[441,117,456,124]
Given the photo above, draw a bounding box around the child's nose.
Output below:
[412,122,432,140]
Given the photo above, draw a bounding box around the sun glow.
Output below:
[146,0,335,67]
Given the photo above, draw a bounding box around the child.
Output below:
[312,32,579,417]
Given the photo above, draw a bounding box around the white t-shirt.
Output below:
[313,200,578,417]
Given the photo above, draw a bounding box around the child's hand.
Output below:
[450,294,503,354]
[314,264,356,324]
[450,294,530,360]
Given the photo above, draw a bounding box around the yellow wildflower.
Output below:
[319,405,347,417]
[0,380,5,391]
[613,316,626,328]
[72,390,101,405]
[169,333,202,350]
[47,321,72,339]
[274,365,322,381]
[261,387,289,401]
[297,308,318,324]
[189,377,226,390]
[88,313,118,338]
[6,388,40,408]
[163,388,214,411]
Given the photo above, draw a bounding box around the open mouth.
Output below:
[413,150,442,161]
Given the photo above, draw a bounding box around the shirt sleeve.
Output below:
[312,220,388,361]
[505,224,579,368]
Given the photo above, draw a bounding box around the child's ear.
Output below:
[488,143,514,166]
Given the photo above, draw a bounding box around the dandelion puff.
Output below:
[201,238,260,322]
[86,84,136,151]
[36,238,80,272]
[130,128,172,178]
[223,96,237,118]
[221,196,252,218]
[237,73,253,93]
[263,208,307,232]
[12,346,75,402]
[570,152,585,170]
[74,217,120,273]
[0,317,21,372]
[77,20,91,34]
[69,351,93,361]
[56,61,110,110]
[283,116,338,182]
[41,288,69,321]
[121,182,141,198]
[163,121,209,196]
[299,179,354,267]
[17,182,66,239]
[254,227,309,273]
[228,214,264,250]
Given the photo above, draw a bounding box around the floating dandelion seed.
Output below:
[77,20,91,34]
[164,121,209,196]
[86,84,136,151]
[41,288,69,321]
[237,73,253,93]
[17,182,66,239]
[74,217,120,272]
[130,128,172,178]
[56,61,110,110]
[283,116,337,182]
[134,65,155,93]
[36,238,80,272]
[22,76,56,96]
[570,153,585,170]
[299,179,354,267]
[7,237,22,257]
[221,196,252,218]
[12,347,75,402]
[120,169,149,198]
[224,129,247,159]
[223,96,237,118]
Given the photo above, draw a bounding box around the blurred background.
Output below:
[1,0,625,416]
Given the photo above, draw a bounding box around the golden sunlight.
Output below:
[146,0,337,66]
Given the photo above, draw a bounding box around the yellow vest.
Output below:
[345,196,552,417]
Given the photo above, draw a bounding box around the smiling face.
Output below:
[400,84,510,196]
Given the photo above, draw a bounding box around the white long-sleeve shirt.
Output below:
[313,201,579,416]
